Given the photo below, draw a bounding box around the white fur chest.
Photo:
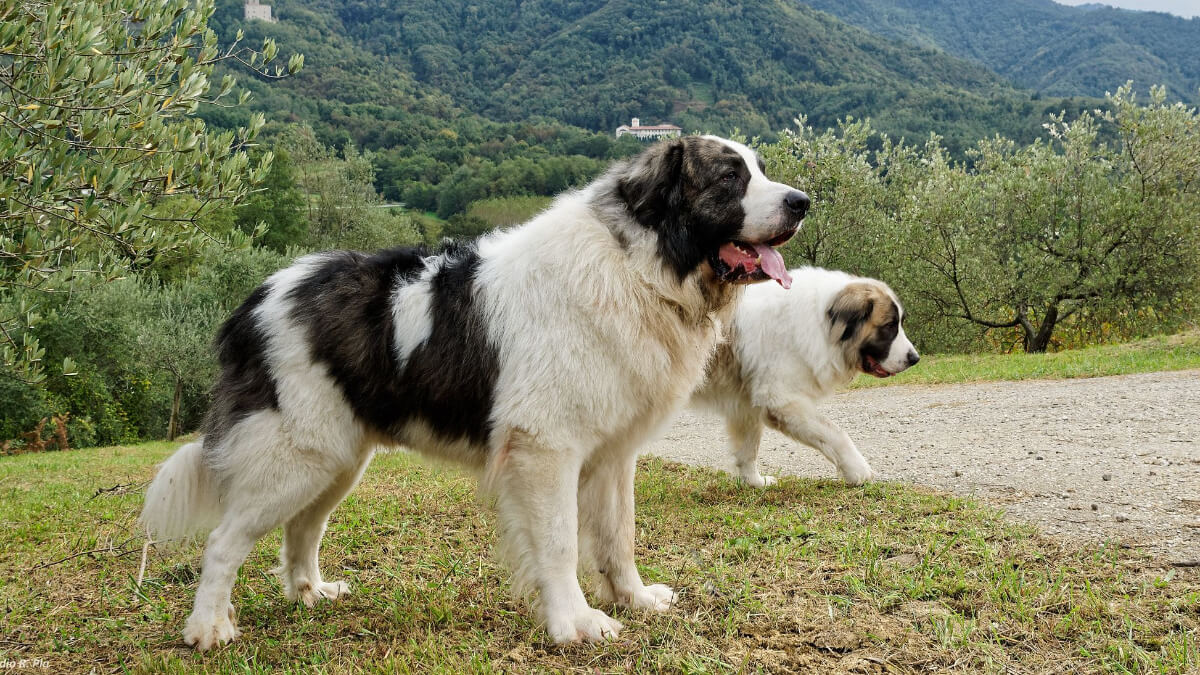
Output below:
[475,197,727,453]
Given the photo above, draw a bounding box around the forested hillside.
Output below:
[799,0,1200,100]
[204,0,643,217]
[209,0,1107,176]
[331,0,1012,132]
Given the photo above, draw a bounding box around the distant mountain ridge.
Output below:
[797,0,1200,101]
[253,0,1116,155]
[209,0,1194,216]
[327,0,1013,130]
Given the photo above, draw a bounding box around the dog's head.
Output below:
[615,136,808,289]
[827,280,920,378]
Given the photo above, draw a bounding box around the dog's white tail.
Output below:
[140,440,222,545]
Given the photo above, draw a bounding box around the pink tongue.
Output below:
[753,243,791,289]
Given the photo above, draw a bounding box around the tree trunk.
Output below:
[1023,304,1059,353]
[167,376,182,441]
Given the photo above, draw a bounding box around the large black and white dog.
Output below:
[141,136,808,649]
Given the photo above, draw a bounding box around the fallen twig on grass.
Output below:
[88,479,148,501]
[29,538,140,571]
[89,482,135,500]
[135,526,155,597]
[1170,560,1200,568]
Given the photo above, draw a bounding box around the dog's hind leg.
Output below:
[184,510,264,650]
[765,399,874,486]
[277,449,374,606]
[579,450,676,612]
[487,430,622,644]
[182,417,358,650]
[724,405,774,487]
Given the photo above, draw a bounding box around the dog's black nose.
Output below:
[784,190,810,218]
[906,350,920,366]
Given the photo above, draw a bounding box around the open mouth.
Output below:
[862,354,892,378]
[710,230,796,288]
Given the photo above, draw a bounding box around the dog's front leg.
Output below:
[579,450,676,612]
[488,430,623,644]
[765,399,875,486]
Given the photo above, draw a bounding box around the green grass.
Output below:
[466,196,553,228]
[851,330,1200,389]
[1,443,1196,673]
[413,211,448,243]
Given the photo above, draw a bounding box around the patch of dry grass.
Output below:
[1,443,1196,673]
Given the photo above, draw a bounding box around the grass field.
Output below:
[1,443,1196,673]
[466,196,553,228]
[850,330,1200,389]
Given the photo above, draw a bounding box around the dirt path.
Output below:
[645,369,1200,563]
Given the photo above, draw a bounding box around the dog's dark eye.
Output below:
[722,171,739,183]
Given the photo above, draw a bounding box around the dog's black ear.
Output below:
[617,139,685,229]
[828,288,874,342]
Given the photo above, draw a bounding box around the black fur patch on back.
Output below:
[287,247,426,434]
[398,246,499,443]
[204,284,279,447]
[287,243,499,446]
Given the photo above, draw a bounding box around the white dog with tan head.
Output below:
[692,267,919,487]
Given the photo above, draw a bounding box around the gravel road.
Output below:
[645,369,1200,563]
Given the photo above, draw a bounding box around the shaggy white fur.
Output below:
[140,136,808,649]
[692,267,918,487]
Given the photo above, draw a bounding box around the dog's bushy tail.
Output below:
[140,439,222,546]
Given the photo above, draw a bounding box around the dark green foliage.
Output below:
[326,0,1010,132]
[0,378,56,448]
[236,149,308,252]
[0,0,288,383]
[1,123,432,447]
[198,0,647,218]
[801,0,1200,102]
[0,246,293,447]
[441,214,494,241]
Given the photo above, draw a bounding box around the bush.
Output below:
[761,87,1200,353]
[442,214,495,240]
[6,244,294,448]
[0,377,54,445]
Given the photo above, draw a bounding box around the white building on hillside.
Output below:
[244,0,276,22]
[615,117,682,140]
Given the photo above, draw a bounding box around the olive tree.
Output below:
[760,116,894,277]
[0,0,301,381]
[903,86,1200,352]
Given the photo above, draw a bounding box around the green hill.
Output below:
[299,0,1103,150]
[332,0,1009,129]
[204,0,1139,216]
[221,1,1114,153]
[798,0,1200,101]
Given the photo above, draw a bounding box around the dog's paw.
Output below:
[739,471,777,488]
[298,580,351,607]
[630,583,677,612]
[183,604,240,651]
[546,607,623,644]
[839,461,875,486]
